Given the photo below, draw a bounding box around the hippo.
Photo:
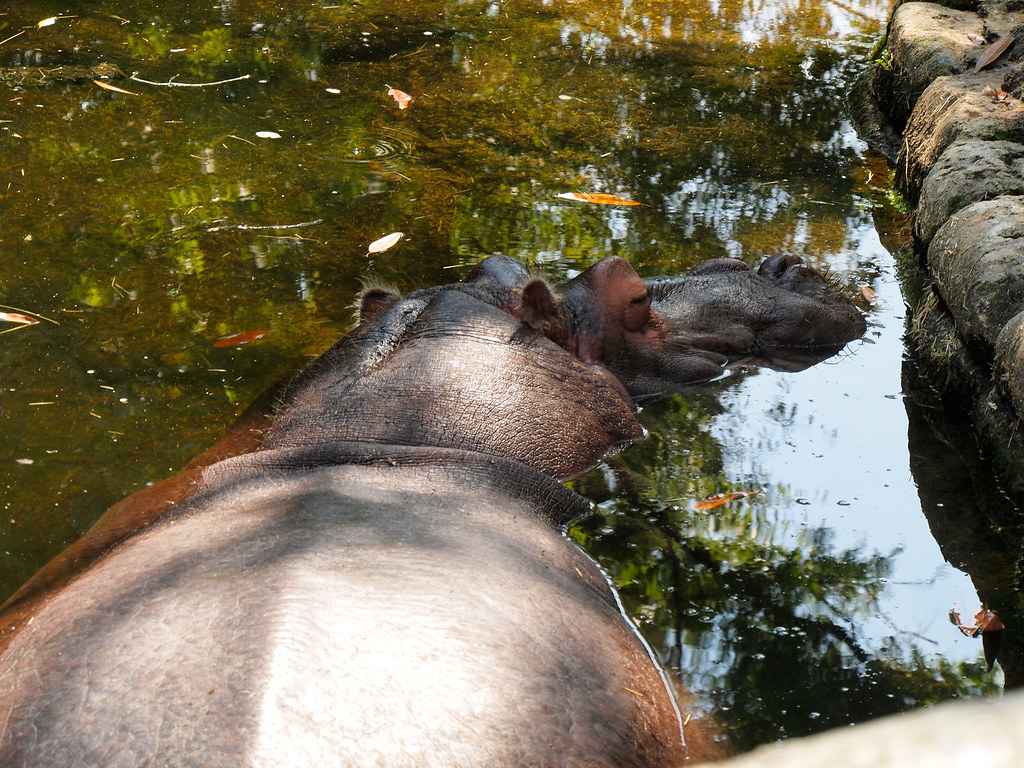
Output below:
[0,254,864,768]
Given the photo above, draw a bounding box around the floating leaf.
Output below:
[975,35,1014,73]
[37,16,57,28]
[975,608,1005,633]
[387,87,412,109]
[951,606,1004,637]
[213,329,268,348]
[694,489,763,510]
[0,312,39,326]
[555,192,641,206]
[93,79,138,96]
[859,283,878,303]
[367,231,404,254]
[255,131,282,139]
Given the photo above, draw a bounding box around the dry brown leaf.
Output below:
[975,36,1015,73]
[0,312,39,326]
[859,283,878,303]
[213,330,268,348]
[975,608,1005,633]
[93,79,138,96]
[951,606,1005,637]
[387,87,412,110]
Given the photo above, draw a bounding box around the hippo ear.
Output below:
[520,278,562,332]
[359,288,400,323]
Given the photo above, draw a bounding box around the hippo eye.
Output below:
[623,291,652,332]
[629,288,651,307]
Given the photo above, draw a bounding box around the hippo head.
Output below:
[516,253,867,399]
[265,276,643,480]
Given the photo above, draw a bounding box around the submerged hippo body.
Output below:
[0,254,864,767]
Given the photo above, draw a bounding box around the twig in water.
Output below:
[129,72,251,88]
[206,218,324,232]
[235,219,324,231]
[0,31,26,47]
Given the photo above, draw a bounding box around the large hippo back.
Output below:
[0,444,689,768]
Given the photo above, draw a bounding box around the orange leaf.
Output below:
[694,489,762,510]
[951,606,1004,637]
[975,35,1014,73]
[859,283,878,303]
[387,87,412,109]
[975,608,1005,633]
[367,231,404,255]
[213,329,268,348]
[555,192,641,206]
[93,79,138,96]
[0,311,39,326]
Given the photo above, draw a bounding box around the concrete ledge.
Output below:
[716,691,1024,768]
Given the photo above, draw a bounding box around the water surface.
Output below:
[0,0,1013,752]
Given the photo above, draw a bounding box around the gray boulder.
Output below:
[915,139,1024,247]
[929,195,1024,357]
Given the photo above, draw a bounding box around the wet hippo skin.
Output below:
[0,254,863,767]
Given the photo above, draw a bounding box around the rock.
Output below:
[995,310,1024,418]
[928,195,1024,357]
[715,690,1024,768]
[885,2,984,123]
[915,139,1024,247]
[897,72,1024,200]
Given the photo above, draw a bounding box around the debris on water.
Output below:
[695,489,763,510]
[213,330,269,348]
[555,192,641,206]
[93,80,138,96]
[0,312,38,326]
[386,86,412,110]
[367,231,404,255]
[951,606,1004,638]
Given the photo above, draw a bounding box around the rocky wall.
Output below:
[854,0,1024,496]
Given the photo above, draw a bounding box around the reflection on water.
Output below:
[0,0,1014,753]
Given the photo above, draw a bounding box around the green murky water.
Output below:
[1,0,1018,754]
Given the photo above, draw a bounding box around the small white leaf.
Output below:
[367,231,404,254]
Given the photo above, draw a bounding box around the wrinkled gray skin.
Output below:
[0,254,863,768]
